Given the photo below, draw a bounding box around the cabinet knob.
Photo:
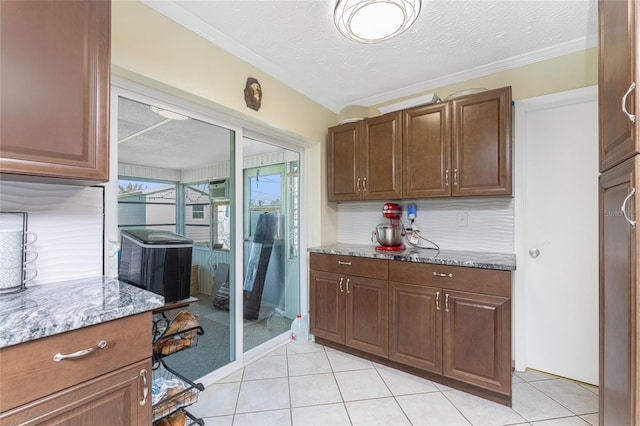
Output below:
[528,248,541,258]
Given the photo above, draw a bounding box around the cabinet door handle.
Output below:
[337,261,352,266]
[454,169,458,185]
[435,291,440,310]
[339,277,344,293]
[363,177,367,191]
[433,271,453,278]
[346,278,351,294]
[139,369,149,406]
[357,178,361,192]
[445,170,449,186]
[622,187,637,229]
[53,340,108,362]
[622,82,636,124]
[445,294,450,312]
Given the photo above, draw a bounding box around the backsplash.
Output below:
[0,181,104,285]
[337,197,514,253]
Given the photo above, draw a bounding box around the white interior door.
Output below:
[514,87,599,385]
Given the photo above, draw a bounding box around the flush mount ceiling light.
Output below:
[334,0,421,43]
[149,106,190,121]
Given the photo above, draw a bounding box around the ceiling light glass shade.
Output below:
[150,106,190,121]
[334,0,421,43]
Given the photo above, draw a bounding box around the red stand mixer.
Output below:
[372,202,406,251]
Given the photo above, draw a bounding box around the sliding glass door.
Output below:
[112,91,302,383]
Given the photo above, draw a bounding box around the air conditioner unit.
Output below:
[209,179,229,200]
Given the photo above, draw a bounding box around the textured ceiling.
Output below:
[143,0,598,113]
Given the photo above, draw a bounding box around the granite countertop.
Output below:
[0,276,165,349]
[309,243,516,271]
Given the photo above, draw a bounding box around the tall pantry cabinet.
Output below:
[598,0,640,424]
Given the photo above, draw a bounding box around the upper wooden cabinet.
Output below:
[0,0,111,184]
[403,102,452,198]
[328,112,403,201]
[599,0,638,172]
[329,86,512,201]
[451,87,512,196]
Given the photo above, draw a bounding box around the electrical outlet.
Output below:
[457,212,468,227]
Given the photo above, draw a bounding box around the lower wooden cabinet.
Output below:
[443,290,510,395]
[310,269,388,357]
[310,252,512,406]
[0,359,151,425]
[0,313,153,424]
[388,282,442,372]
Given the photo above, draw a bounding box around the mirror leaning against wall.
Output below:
[114,95,301,382]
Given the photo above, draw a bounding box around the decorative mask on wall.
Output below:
[244,77,262,111]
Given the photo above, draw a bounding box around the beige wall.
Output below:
[111,1,597,246]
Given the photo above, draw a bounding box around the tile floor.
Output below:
[188,342,599,426]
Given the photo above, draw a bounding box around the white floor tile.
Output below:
[334,369,392,401]
[287,341,325,354]
[530,416,590,425]
[243,354,288,381]
[287,352,332,376]
[292,403,352,426]
[345,397,412,426]
[233,409,292,426]
[512,382,574,422]
[235,377,290,414]
[377,367,438,395]
[577,382,599,396]
[290,373,343,407]
[199,415,234,426]
[396,392,471,425]
[580,413,599,425]
[267,345,288,356]
[326,349,375,372]
[512,373,524,384]
[531,379,599,415]
[187,382,240,418]
[444,390,526,426]
[515,369,558,382]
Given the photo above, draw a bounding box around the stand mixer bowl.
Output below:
[373,224,405,246]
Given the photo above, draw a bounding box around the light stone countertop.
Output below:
[0,276,164,348]
[308,243,516,271]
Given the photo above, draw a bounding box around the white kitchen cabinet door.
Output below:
[514,86,599,385]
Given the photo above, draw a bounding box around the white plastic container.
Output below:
[290,314,309,345]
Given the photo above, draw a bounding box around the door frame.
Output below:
[108,76,310,386]
[513,85,598,372]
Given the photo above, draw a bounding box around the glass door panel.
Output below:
[242,139,301,352]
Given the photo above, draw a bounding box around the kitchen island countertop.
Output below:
[0,276,164,348]
[309,243,516,271]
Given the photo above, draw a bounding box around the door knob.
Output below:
[529,248,540,258]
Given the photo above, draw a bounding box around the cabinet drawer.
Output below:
[310,253,388,280]
[389,261,510,297]
[0,312,151,411]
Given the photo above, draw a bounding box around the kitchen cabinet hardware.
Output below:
[53,340,107,362]
[339,277,344,293]
[454,169,459,185]
[433,272,453,278]
[357,178,361,192]
[528,248,541,258]
[436,291,440,310]
[445,293,450,312]
[622,187,637,228]
[338,261,352,266]
[445,170,450,186]
[346,278,351,293]
[363,177,367,191]
[622,82,636,124]
[139,369,148,406]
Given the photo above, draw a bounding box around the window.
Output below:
[192,205,204,219]
[184,182,211,247]
[117,177,177,236]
